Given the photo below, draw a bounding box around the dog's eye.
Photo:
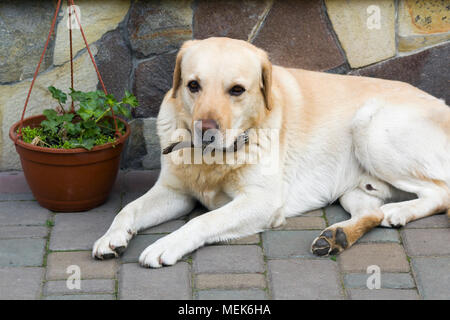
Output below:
[229,85,245,96]
[187,80,200,93]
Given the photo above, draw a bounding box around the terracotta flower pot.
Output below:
[9,114,130,212]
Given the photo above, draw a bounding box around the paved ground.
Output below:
[0,170,449,300]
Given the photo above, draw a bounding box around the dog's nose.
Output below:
[197,119,219,132]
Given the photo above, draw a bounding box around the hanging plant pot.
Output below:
[9,115,130,212]
[9,0,139,212]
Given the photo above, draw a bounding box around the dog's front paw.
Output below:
[139,233,193,268]
[380,203,410,228]
[92,228,134,260]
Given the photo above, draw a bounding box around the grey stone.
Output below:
[268,259,343,299]
[338,243,410,273]
[412,257,450,300]
[193,0,270,40]
[121,234,165,263]
[46,251,118,280]
[405,213,448,229]
[95,30,132,101]
[0,201,50,226]
[350,42,450,104]
[50,210,118,251]
[262,230,322,259]
[278,216,326,230]
[0,1,55,83]
[193,245,264,274]
[0,267,44,299]
[123,118,161,169]
[132,53,177,118]
[196,289,267,300]
[344,273,415,289]
[348,289,420,300]
[0,239,45,267]
[195,273,266,290]
[0,226,48,239]
[252,0,345,70]
[218,234,261,245]
[123,170,160,193]
[127,0,193,58]
[119,262,191,300]
[402,228,450,256]
[359,228,399,243]
[44,279,115,296]
[44,294,114,300]
[325,205,350,225]
[140,220,186,234]
[0,193,35,201]
[0,172,31,193]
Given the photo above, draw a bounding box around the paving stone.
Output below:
[123,170,159,193]
[0,226,48,239]
[252,0,345,70]
[0,201,49,226]
[43,279,115,296]
[46,251,118,280]
[412,257,450,300]
[121,234,165,263]
[193,245,264,274]
[304,209,324,217]
[44,294,115,300]
[53,0,130,65]
[95,30,132,101]
[127,0,192,58]
[262,230,321,259]
[195,273,266,290]
[338,243,410,273]
[119,262,191,300]
[405,213,448,229]
[325,0,396,67]
[350,42,450,104]
[140,220,186,234]
[50,210,118,251]
[0,239,45,267]
[325,205,350,225]
[0,172,30,193]
[359,228,399,243]
[347,289,420,300]
[194,0,270,40]
[0,1,55,82]
[196,289,267,300]
[218,234,261,245]
[344,273,415,289]
[402,228,450,256]
[133,52,177,118]
[398,0,450,52]
[278,216,326,230]
[0,267,44,299]
[0,193,35,201]
[268,259,343,299]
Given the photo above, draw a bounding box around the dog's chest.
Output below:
[171,163,239,209]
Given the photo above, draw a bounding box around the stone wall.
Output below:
[0,0,449,171]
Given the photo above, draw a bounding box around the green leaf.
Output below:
[122,91,139,108]
[48,86,67,104]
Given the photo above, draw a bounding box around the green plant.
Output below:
[20,86,138,150]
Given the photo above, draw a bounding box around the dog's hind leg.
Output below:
[311,182,387,256]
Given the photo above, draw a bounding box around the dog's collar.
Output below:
[162,130,250,155]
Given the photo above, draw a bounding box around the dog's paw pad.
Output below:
[311,227,348,256]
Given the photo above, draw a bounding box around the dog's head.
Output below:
[171,37,273,149]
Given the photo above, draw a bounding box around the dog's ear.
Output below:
[172,40,197,99]
[260,51,273,110]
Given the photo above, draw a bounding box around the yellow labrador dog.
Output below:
[93,37,450,267]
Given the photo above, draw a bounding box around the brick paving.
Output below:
[0,170,449,300]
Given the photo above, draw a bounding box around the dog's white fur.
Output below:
[93,38,450,267]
